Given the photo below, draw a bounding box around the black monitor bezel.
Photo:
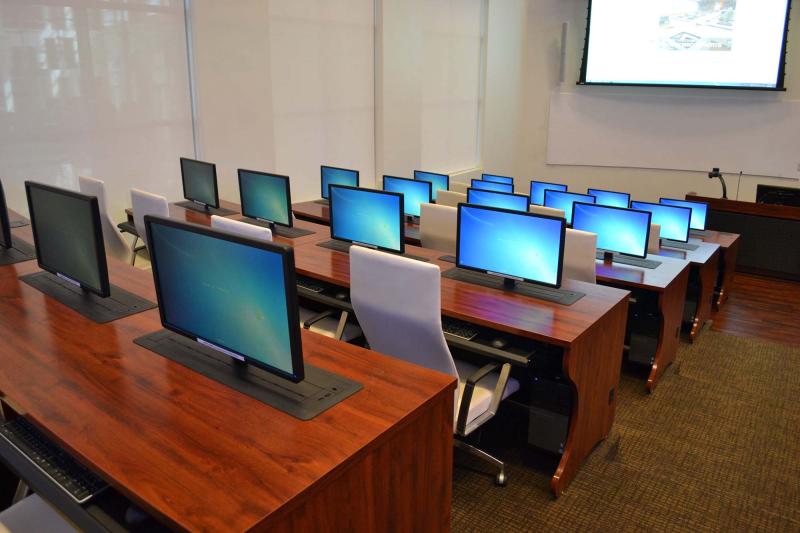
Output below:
[572,201,652,259]
[455,202,567,289]
[144,215,305,383]
[466,187,531,212]
[24,181,111,297]
[586,188,631,208]
[481,173,515,186]
[180,157,220,209]
[630,200,692,243]
[0,179,12,249]
[470,179,513,193]
[659,197,708,231]
[543,189,597,224]
[321,165,360,200]
[237,169,293,228]
[328,184,405,254]
[382,175,432,217]
[413,170,450,196]
[529,180,568,205]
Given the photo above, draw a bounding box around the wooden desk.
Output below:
[1,213,456,532]
[658,242,720,342]
[690,230,740,310]
[596,256,690,392]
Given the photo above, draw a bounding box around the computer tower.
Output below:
[527,375,572,455]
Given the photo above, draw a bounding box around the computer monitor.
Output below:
[413,170,449,201]
[572,203,651,258]
[180,157,220,209]
[456,204,566,288]
[0,180,12,249]
[482,173,514,185]
[329,185,404,253]
[544,190,596,225]
[145,216,304,382]
[25,182,110,296]
[466,188,529,212]
[382,176,432,218]
[630,201,692,243]
[321,165,359,200]
[530,181,568,205]
[659,198,708,231]
[470,179,513,193]
[238,169,292,227]
[587,188,630,209]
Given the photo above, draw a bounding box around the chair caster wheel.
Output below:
[495,471,507,487]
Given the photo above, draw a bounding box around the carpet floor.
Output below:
[452,331,800,532]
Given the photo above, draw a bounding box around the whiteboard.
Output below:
[547,91,800,179]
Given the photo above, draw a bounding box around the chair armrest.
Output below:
[456,362,508,435]
[303,310,335,329]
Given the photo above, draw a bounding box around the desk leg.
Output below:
[647,267,689,393]
[551,298,627,498]
[715,241,739,310]
[689,252,719,343]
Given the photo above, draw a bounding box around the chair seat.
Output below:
[0,495,77,532]
[299,307,362,342]
[454,359,520,434]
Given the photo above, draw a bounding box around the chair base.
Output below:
[455,438,506,486]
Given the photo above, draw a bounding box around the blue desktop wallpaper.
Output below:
[530,181,568,205]
[321,167,358,199]
[383,177,431,217]
[181,159,217,206]
[239,171,290,225]
[544,191,596,224]
[414,171,448,201]
[572,203,650,257]
[149,223,296,376]
[631,201,691,242]
[458,205,563,286]
[588,189,630,209]
[482,174,514,185]
[330,187,402,251]
[660,199,708,230]
[471,180,513,193]
[467,189,529,212]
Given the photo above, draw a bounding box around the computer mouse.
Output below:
[491,338,508,350]
[335,291,348,301]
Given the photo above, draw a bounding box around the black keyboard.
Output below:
[442,317,479,341]
[661,240,699,251]
[297,276,325,293]
[0,418,108,504]
[595,251,661,269]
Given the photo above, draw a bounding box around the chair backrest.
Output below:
[350,246,458,379]
[211,215,272,242]
[449,181,468,194]
[437,190,466,208]
[130,189,169,247]
[529,205,565,219]
[78,176,129,261]
[563,228,597,284]
[419,203,457,254]
[648,223,661,254]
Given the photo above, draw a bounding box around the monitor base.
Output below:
[238,218,315,238]
[174,201,237,216]
[441,268,584,305]
[8,218,29,228]
[661,239,699,251]
[134,329,363,420]
[316,240,429,262]
[19,272,157,323]
[595,251,661,269]
[0,238,36,266]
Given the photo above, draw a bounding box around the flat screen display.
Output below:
[25,182,110,296]
[587,188,630,209]
[572,202,651,258]
[482,174,514,185]
[467,188,529,213]
[470,179,513,193]
[383,176,432,217]
[180,157,219,208]
[580,0,792,90]
[660,198,708,230]
[413,170,449,201]
[146,217,303,381]
[530,181,568,206]
[544,190,597,225]
[238,170,292,227]
[321,166,359,200]
[0,180,11,249]
[457,204,566,288]
[329,185,403,253]
[631,201,692,242]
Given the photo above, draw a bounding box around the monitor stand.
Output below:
[316,240,429,262]
[595,250,661,269]
[313,198,329,205]
[238,218,315,238]
[134,329,363,420]
[174,201,238,216]
[441,268,585,305]
[8,218,29,229]
[0,238,36,266]
[660,239,699,251]
[19,271,157,323]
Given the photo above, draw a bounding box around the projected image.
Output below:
[659,0,736,52]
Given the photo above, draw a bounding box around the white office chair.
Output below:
[209,216,361,342]
[0,494,77,532]
[450,182,468,194]
[648,223,661,254]
[349,246,519,485]
[529,205,565,219]
[563,229,597,284]
[130,189,170,266]
[420,203,457,254]
[78,176,129,262]
[437,190,467,208]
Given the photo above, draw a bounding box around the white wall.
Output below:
[482,0,800,202]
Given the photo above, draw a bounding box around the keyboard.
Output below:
[297,276,325,293]
[0,418,108,504]
[596,251,661,269]
[661,240,699,251]
[442,317,479,341]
